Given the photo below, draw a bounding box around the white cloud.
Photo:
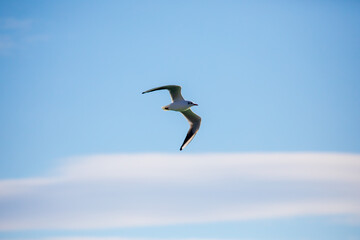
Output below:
[0,153,359,230]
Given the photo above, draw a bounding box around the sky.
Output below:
[0,0,360,239]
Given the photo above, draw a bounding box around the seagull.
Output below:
[142,85,201,151]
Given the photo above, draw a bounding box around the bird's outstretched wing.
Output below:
[142,85,184,102]
[180,109,201,151]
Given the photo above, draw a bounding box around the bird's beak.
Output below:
[193,103,198,106]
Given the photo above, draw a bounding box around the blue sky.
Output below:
[0,0,360,239]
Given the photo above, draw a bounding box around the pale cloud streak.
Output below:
[22,238,229,240]
[1,18,33,30]
[0,153,359,231]
[0,18,49,53]
[0,35,14,52]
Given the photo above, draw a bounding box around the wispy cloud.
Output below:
[21,238,228,240]
[0,153,359,231]
[0,18,49,53]
[0,35,14,51]
[18,238,236,240]
[24,34,50,43]
[1,18,33,30]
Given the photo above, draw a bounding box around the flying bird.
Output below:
[142,85,201,151]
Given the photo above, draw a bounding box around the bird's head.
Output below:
[187,101,198,107]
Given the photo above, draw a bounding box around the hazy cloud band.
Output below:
[0,153,359,230]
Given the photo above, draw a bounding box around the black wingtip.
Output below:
[142,92,145,94]
[180,147,183,151]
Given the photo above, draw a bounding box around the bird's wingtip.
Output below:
[142,92,145,94]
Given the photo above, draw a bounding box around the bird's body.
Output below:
[142,85,201,151]
[162,100,193,111]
